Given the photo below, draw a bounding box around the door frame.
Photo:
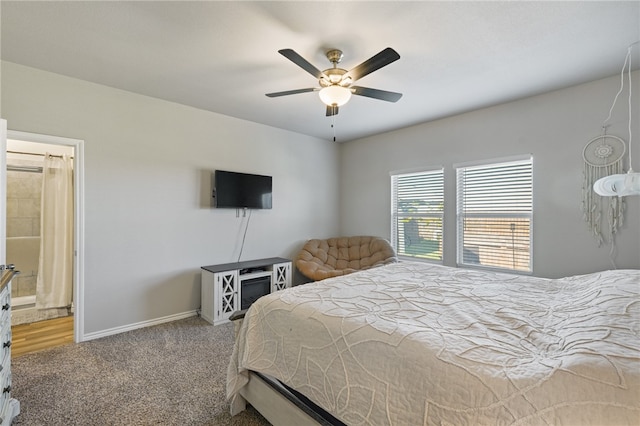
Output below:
[6,130,85,343]
[1,120,6,273]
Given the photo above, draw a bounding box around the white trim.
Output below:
[397,255,440,264]
[6,130,86,342]
[74,141,85,341]
[82,310,198,342]
[389,164,444,176]
[452,154,532,170]
[7,130,83,147]
[0,120,7,267]
[457,262,532,276]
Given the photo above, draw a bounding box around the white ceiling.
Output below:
[1,1,639,142]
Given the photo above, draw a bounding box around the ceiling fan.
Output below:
[266,47,402,116]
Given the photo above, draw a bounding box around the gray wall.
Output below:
[3,60,638,339]
[339,71,640,278]
[2,61,340,336]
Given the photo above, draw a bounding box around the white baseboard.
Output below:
[81,310,198,342]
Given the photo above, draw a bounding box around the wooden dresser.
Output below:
[0,266,20,425]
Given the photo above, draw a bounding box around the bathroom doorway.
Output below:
[5,131,84,343]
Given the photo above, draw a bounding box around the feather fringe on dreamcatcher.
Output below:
[581,134,626,247]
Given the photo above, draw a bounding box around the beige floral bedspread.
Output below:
[227,262,640,425]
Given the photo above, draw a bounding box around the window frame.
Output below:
[455,155,533,274]
[390,167,444,262]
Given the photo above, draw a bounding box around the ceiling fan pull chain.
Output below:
[331,114,337,142]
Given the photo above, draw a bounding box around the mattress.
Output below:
[227,261,640,425]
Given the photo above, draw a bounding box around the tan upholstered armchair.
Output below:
[295,236,397,281]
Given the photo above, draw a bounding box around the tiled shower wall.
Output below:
[6,158,42,299]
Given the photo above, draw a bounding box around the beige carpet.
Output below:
[11,316,270,425]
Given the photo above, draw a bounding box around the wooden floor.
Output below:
[11,315,74,358]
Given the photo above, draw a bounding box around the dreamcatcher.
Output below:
[581,133,626,247]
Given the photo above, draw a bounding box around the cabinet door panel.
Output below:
[215,270,239,323]
[271,262,291,292]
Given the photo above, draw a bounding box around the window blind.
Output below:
[456,157,533,273]
[391,169,444,261]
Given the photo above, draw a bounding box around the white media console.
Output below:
[200,257,292,326]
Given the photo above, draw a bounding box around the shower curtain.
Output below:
[36,153,73,309]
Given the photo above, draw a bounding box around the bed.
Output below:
[227,261,640,425]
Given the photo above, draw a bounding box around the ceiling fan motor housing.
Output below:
[326,49,344,64]
[320,68,350,87]
[321,49,352,87]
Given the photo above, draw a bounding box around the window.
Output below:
[391,169,444,261]
[456,157,533,273]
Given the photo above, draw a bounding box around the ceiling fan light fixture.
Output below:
[340,76,353,86]
[319,85,352,107]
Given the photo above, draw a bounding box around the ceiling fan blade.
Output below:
[279,49,327,80]
[344,48,400,82]
[326,105,339,116]
[352,86,403,102]
[265,88,316,98]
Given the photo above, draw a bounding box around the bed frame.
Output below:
[230,311,345,426]
[240,371,346,426]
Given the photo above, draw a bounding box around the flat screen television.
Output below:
[213,170,272,209]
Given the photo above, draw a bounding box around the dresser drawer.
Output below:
[0,287,9,327]
[0,365,11,426]
[0,324,9,369]
[0,270,18,425]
